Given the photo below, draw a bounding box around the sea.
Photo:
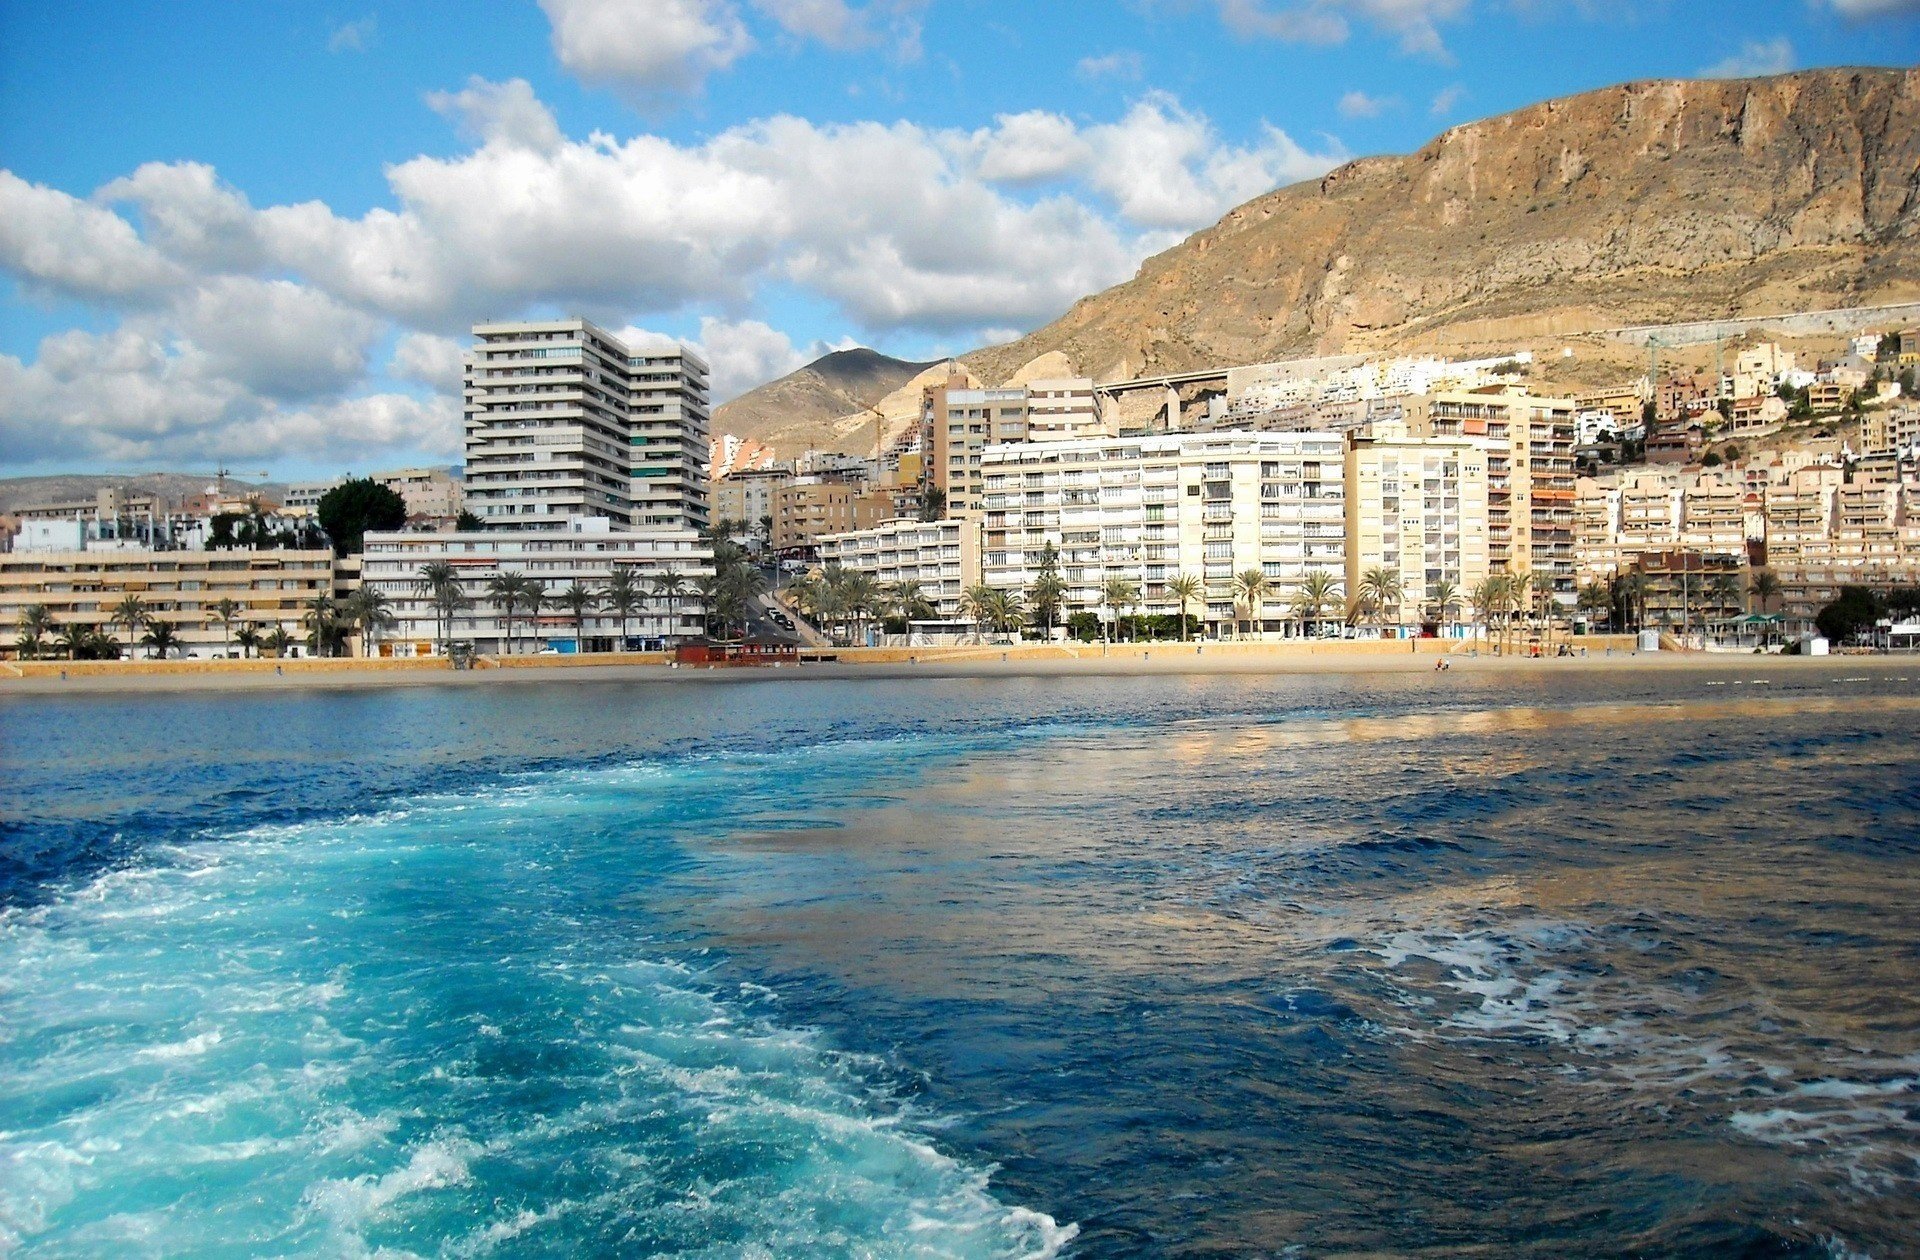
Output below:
[2,665,1917,1257]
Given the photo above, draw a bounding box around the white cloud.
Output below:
[426,77,565,152]
[749,0,926,54]
[1338,89,1394,118]
[1699,37,1795,79]
[389,332,468,391]
[1821,0,1920,15]
[1077,50,1144,80]
[961,111,1091,184]
[1214,0,1471,58]
[328,16,376,53]
[99,162,268,273]
[1430,83,1466,116]
[0,171,184,302]
[165,277,383,399]
[539,0,753,97]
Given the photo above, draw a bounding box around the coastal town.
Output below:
[5,315,1920,667]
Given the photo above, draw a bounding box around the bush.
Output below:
[1067,611,1102,642]
[317,478,408,556]
[1815,586,1881,645]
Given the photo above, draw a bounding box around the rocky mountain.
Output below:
[964,67,1920,388]
[714,348,937,456]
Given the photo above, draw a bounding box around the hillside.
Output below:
[713,348,936,455]
[0,473,285,515]
[963,67,1920,387]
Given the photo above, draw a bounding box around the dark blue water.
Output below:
[4,668,1918,1256]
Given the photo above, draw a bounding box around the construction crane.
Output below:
[185,466,271,497]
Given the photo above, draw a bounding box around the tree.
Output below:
[1428,579,1461,637]
[415,561,461,655]
[344,587,397,658]
[1297,570,1340,639]
[1230,568,1271,639]
[1749,568,1781,615]
[235,623,263,659]
[262,626,293,657]
[142,620,182,659]
[1358,566,1403,636]
[1026,543,1067,638]
[207,597,243,658]
[979,588,1026,637]
[836,572,879,644]
[109,594,151,658]
[888,580,936,623]
[557,582,598,649]
[650,571,689,640]
[918,485,947,522]
[960,584,996,640]
[1102,575,1140,644]
[303,594,348,657]
[1577,582,1612,631]
[1165,573,1203,642]
[1708,572,1743,625]
[15,604,54,661]
[456,510,484,531]
[1815,586,1881,645]
[316,478,408,557]
[605,569,643,649]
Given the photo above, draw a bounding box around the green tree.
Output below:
[1296,569,1340,639]
[303,594,348,657]
[918,485,947,522]
[1358,566,1403,635]
[888,580,937,623]
[979,588,1026,637]
[1026,543,1067,638]
[650,571,689,639]
[557,582,599,650]
[141,620,182,659]
[316,478,408,557]
[604,569,643,649]
[109,594,151,658]
[15,604,54,661]
[1230,568,1270,639]
[1576,581,1612,631]
[1815,586,1881,645]
[1428,579,1462,637]
[264,625,294,658]
[207,597,243,658]
[1103,575,1140,644]
[1749,568,1781,615]
[1165,573,1203,642]
[456,510,484,531]
[344,587,397,657]
[235,623,263,659]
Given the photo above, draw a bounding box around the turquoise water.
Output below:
[3,669,1919,1256]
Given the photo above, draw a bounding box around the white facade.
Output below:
[373,467,464,521]
[977,431,1348,634]
[463,319,710,534]
[360,525,713,654]
[1025,378,1112,443]
[818,518,980,617]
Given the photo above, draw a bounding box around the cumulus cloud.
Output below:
[1699,37,1795,79]
[1214,0,1471,58]
[749,0,926,54]
[539,0,753,97]
[426,77,565,151]
[1821,0,1920,14]
[389,332,468,391]
[1338,89,1394,118]
[1077,50,1144,80]
[165,277,383,399]
[1430,83,1466,116]
[328,16,376,53]
[0,171,184,302]
[961,110,1091,184]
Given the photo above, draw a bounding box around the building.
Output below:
[1425,388,1578,605]
[711,466,792,537]
[1,548,337,658]
[817,518,981,619]
[463,319,710,533]
[772,477,892,555]
[373,467,464,524]
[1631,549,1747,632]
[921,370,1028,516]
[974,431,1348,637]
[1345,432,1493,630]
[359,521,712,655]
[1025,378,1112,443]
[283,479,343,516]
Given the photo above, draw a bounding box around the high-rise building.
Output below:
[1344,432,1492,628]
[463,319,710,533]
[921,370,1028,517]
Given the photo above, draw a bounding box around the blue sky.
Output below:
[2,0,1916,478]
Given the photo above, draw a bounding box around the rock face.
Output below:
[965,67,1920,386]
[714,348,936,455]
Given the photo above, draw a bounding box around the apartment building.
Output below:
[463,319,709,533]
[817,518,981,619]
[1345,433,1493,628]
[974,431,1348,636]
[772,477,892,554]
[359,523,712,655]
[921,370,1028,516]
[283,480,342,516]
[1424,388,1578,605]
[373,467,464,523]
[711,466,792,534]
[1,548,337,658]
[1025,378,1112,443]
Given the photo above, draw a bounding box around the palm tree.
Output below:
[207,596,243,658]
[344,587,396,658]
[235,623,263,659]
[109,594,150,658]
[1027,542,1067,639]
[1576,582,1612,632]
[888,580,937,624]
[141,621,182,660]
[303,594,346,658]
[838,572,880,644]
[1469,574,1504,645]
[1709,571,1743,627]
[557,582,598,650]
[1428,579,1461,639]
[1230,568,1271,640]
[263,626,294,658]
[605,569,643,649]
[483,572,534,654]
[1748,568,1781,615]
[1102,575,1140,644]
[1165,573,1203,642]
[979,588,1027,637]
[1358,566,1402,637]
[650,571,688,641]
[15,604,54,661]
[54,623,93,661]
[960,584,996,641]
[1297,569,1341,639]
[415,560,462,655]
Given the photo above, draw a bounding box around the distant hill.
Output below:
[713,348,937,456]
[0,474,286,514]
[964,67,1920,386]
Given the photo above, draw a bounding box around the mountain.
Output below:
[0,473,286,515]
[713,348,938,456]
[964,66,1920,387]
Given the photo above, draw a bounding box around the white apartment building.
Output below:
[373,467,464,522]
[1345,434,1493,629]
[463,319,710,534]
[360,522,713,655]
[817,518,981,619]
[976,432,1348,636]
[284,479,343,516]
[1025,378,1113,443]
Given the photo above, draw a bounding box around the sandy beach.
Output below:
[1,640,1905,697]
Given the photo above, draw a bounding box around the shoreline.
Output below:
[1,642,1909,697]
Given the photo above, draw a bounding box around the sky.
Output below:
[1,1,1917,479]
